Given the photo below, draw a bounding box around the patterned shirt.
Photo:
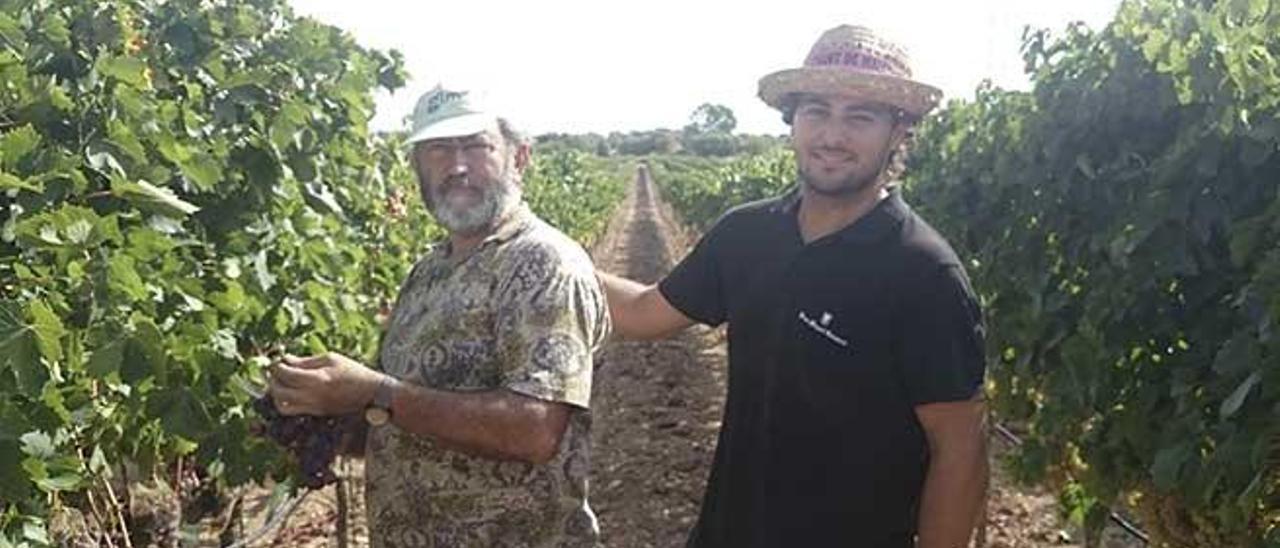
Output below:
[366,204,610,547]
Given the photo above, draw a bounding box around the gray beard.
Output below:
[426,173,522,235]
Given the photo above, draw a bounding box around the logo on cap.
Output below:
[425,89,467,117]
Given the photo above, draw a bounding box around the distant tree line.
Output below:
[535,103,787,158]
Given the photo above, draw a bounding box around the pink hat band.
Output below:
[804,44,912,79]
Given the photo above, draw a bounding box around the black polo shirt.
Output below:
[659,186,985,548]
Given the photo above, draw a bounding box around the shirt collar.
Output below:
[769,185,803,215]
[481,203,535,246]
[840,188,908,244]
[770,184,908,245]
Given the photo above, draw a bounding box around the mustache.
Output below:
[423,177,480,201]
[436,174,470,190]
[812,147,856,159]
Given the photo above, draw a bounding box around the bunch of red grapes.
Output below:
[252,394,341,489]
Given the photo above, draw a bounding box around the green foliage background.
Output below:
[907,1,1279,545]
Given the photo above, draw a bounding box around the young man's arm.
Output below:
[596,271,695,340]
[914,396,988,548]
[899,263,988,547]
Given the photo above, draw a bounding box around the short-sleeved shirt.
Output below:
[366,204,610,548]
[660,186,985,548]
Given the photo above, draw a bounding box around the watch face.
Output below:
[364,406,390,426]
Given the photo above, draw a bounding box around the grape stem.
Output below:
[102,475,134,548]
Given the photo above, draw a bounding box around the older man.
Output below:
[269,86,610,547]
[599,25,989,548]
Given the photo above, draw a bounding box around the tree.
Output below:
[683,132,739,157]
[686,103,737,134]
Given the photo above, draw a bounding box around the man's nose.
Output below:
[446,154,469,177]
[815,123,851,148]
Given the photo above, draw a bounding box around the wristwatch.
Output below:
[364,374,398,426]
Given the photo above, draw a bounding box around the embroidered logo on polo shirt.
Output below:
[798,311,849,348]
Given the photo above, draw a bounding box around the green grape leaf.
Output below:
[146,388,212,441]
[107,254,149,303]
[87,339,125,379]
[0,125,40,169]
[94,55,148,87]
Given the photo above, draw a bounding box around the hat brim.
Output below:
[404,112,500,146]
[758,67,943,118]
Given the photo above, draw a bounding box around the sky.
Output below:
[287,0,1124,136]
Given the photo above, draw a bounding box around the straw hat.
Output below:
[758,25,942,118]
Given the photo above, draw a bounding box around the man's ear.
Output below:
[514,142,532,173]
[889,122,912,151]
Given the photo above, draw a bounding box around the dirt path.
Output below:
[588,169,727,548]
[248,168,1145,548]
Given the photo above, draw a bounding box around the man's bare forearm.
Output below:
[597,271,651,336]
[916,422,988,548]
[596,270,692,340]
[384,381,570,465]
